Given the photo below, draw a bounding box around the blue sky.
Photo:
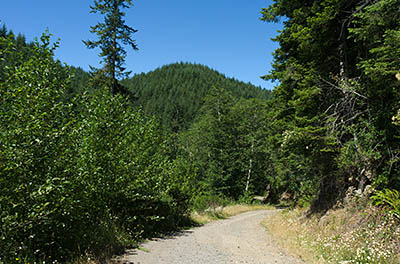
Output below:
[0,0,282,89]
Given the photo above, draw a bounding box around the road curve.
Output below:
[114,210,303,264]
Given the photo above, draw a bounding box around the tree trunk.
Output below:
[245,141,254,192]
[111,1,118,95]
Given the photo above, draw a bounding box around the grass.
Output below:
[263,205,400,264]
[191,203,275,225]
[138,246,151,253]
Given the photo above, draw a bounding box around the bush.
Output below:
[371,189,400,219]
[0,33,89,262]
[0,33,193,263]
[192,192,232,212]
[238,191,255,204]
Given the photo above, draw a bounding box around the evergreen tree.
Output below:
[0,24,7,38]
[84,0,138,95]
[261,0,400,209]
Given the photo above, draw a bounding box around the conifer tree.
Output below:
[0,24,7,38]
[261,0,400,208]
[84,0,138,95]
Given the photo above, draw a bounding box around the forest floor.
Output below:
[111,210,303,264]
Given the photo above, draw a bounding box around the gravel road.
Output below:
[113,210,304,264]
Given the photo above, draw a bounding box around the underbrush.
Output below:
[263,197,400,263]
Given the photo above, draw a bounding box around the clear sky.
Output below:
[0,0,282,89]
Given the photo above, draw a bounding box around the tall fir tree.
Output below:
[84,0,138,95]
[261,0,400,209]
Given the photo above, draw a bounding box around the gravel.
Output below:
[113,210,304,264]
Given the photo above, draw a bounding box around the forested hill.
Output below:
[121,62,272,131]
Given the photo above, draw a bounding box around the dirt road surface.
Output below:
[114,210,304,264]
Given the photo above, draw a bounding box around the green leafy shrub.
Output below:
[0,32,193,263]
[371,189,400,219]
[75,87,192,237]
[238,192,255,204]
[192,192,232,212]
[0,33,88,262]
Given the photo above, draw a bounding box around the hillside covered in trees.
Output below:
[66,62,272,132]
[52,62,272,133]
[122,63,272,131]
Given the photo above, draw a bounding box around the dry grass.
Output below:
[262,208,317,263]
[263,206,400,264]
[191,204,274,225]
[223,204,274,216]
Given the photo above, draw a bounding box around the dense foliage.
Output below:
[0,25,34,82]
[179,87,273,200]
[0,31,192,263]
[261,0,400,209]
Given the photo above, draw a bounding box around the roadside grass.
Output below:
[263,206,400,263]
[191,204,275,225]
